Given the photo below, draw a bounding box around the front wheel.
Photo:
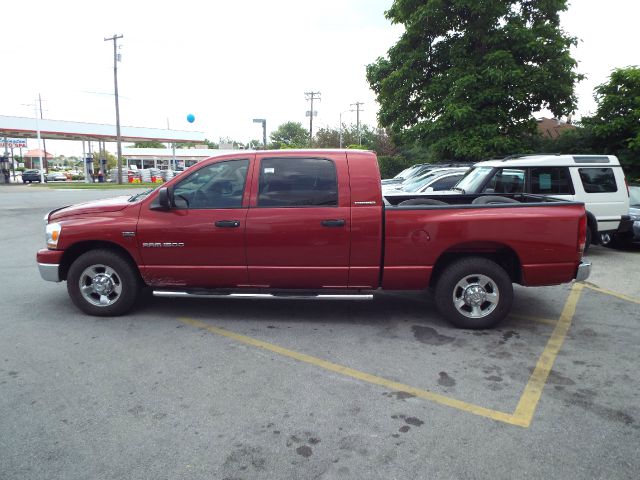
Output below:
[67,249,141,316]
[434,257,513,329]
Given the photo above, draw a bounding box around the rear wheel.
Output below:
[67,249,140,316]
[434,257,513,329]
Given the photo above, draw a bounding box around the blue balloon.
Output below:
[187,114,195,123]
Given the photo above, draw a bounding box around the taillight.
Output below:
[625,178,630,197]
[578,214,587,257]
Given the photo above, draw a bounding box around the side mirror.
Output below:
[157,187,171,209]
[425,187,434,192]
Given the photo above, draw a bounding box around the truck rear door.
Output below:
[244,154,351,288]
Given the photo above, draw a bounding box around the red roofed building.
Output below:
[24,149,53,169]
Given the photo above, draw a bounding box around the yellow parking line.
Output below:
[179,317,521,426]
[580,282,640,305]
[512,283,583,427]
[509,313,558,326]
[178,283,583,429]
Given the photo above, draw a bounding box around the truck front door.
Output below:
[245,155,351,288]
[137,157,252,288]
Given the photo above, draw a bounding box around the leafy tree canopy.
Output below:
[581,66,640,171]
[367,0,582,161]
[131,141,165,148]
[269,122,310,149]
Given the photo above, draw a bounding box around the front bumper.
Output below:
[575,261,591,282]
[38,263,61,282]
[37,249,64,282]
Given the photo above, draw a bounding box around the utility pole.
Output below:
[350,101,364,146]
[38,94,48,174]
[305,91,321,143]
[105,34,124,184]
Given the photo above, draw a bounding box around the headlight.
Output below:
[46,223,62,249]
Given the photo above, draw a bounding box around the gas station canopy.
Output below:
[0,115,205,143]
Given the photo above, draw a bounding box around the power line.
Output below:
[304,91,321,142]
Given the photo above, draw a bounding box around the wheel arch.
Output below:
[429,244,522,288]
[59,241,141,282]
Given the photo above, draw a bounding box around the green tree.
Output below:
[92,150,118,171]
[176,138,219,149]
[131,141,166,148]
[269,122,310,149]
[367,0,582,161]
[581,66,640,174]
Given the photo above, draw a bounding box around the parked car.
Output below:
[430,154,632,249]
[383,167,468,193]
[37,149,589,329]
[384,168,469,196]
[604,184,640,247]
[45,172,68,182]
[21,170,42,183]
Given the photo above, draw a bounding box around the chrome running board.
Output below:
[152,290,374,301]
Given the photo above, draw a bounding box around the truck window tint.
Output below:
[172,159,249,209]
[530,167,574,194]
[258,157,338,207]
[578,168,617,193]
[483,169,525,194]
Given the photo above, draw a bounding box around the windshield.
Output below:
[454,166,494,193]
[128,187,158,202]
[630,186,640,207]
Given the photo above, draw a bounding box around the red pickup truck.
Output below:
[37,150,590,329]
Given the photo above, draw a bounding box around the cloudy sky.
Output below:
[1,0,639,156]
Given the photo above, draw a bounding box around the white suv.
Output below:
[443,154,632,248]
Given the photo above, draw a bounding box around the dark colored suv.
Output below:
[22,170,42,183]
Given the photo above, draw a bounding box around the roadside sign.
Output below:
[1,139,28,148]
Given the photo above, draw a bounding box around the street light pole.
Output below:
[253,118,266,148]
[105,34,124,184]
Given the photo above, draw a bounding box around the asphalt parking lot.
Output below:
[1,186,638,480]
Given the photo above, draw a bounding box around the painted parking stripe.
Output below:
[178,283,584,428]
[580,282,640,305]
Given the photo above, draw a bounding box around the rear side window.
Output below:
[530,167,574,195]
[258,157,338,207]
[578,168,618,193]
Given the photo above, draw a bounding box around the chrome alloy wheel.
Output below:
[452,273,500,319]
[78,264,123,307]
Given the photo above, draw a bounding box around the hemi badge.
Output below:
[353,201,376,205]
[122,231,136,237]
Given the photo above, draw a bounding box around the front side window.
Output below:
[172,159,249,209]
[531,167,574,194]
[579,168,617,193]
[258,157,337,207]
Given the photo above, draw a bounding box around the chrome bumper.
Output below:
[38,263,61,282]
[575,261,591,282]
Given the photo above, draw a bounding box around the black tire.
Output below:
[434,257,513,329]
[67,249,141,316]
[584,228,592,253]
